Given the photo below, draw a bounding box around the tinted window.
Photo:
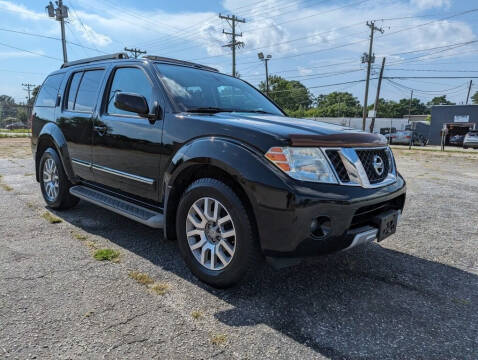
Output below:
[66,72,83,110]
[155,63,282,115]
[35,73,65,107]
[107,67,153,116]
[74,70,104,112]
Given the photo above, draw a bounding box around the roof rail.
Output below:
[60,52,130,68]
[143,55,218,72]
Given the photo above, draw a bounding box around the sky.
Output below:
[0,0,477,106]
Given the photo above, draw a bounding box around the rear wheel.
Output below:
[176,178,261,288]
[39,148,79,209]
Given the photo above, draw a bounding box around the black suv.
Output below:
[32,53,406,287]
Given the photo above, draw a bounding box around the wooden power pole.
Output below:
[219,14,245,77]
[362,21,384,131]
[369,57,386,133]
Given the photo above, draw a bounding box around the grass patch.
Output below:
[0,128,31,133]
[150,282,170,295]
[210,334,227,346]
[0,183,13,191]
[41,211,62,224]
[24,173,34,176]
[128,271,154,285]
[85,240,97,250]
[72,232,88,241]
[191,310,203,320]
[93,248,120,261]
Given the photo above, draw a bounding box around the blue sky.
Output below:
[0,0,477,105]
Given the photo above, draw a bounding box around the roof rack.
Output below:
[60,52,130,68]
[143,55,218,72]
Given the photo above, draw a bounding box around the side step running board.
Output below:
[70,185,164,228]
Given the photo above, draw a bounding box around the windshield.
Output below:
[155,63,283,115]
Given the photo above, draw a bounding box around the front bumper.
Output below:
[253,175,406,257]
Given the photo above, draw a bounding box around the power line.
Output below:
[0,27,107,54]
[0,42,62,61]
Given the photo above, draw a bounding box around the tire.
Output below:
[176,178,261,288]
[39,147,79,210]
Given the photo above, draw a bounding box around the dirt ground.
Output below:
[0,138,477,359]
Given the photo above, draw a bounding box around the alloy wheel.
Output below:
[42,158,60,202]
[185,197,236,271]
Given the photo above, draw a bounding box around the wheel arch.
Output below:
[162,137,285,242]
[35,122,75,183]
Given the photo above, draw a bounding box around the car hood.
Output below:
[185,112,387,148]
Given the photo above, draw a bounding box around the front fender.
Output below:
[162,137,293,240]
[36,122,75,182]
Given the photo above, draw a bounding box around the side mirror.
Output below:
[114,92,149,116]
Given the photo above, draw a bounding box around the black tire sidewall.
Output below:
[39,148,70,209]
[176,178,256,288]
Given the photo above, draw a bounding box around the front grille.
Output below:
[355,149,390,184]
[325,150,350,182]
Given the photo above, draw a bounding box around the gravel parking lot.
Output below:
[0,138,477,359]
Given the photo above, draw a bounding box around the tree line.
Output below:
[0,86,40,127]
[258,75,477,118]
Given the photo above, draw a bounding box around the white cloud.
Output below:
[410,0,451,10]
[69,17,112,47]
[0,0,44,20]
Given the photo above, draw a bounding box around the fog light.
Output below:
[310,216,332,238]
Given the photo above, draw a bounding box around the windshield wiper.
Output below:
[185,107,234,114]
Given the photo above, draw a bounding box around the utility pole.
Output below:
[466,80,473,104]
[408,90,414,150]
[369,57,386,134]
[46,1,69,64]
[258,52,271,95]
[362,21,384,131]
[22,83,35,104]
[124,47,147,59]
[219,14,245,77]
[22,83,36,124]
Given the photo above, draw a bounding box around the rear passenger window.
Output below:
[66,72,83,110]
[35,73,65,107]
[74,70,104,112]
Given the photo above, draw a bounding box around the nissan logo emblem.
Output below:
[373,155,384,176]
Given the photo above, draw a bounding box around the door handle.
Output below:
[94,125,107,135]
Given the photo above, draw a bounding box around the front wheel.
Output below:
[39,148,79,209]
[176,178,261,288]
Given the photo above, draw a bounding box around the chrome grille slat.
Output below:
[324,146,396,188]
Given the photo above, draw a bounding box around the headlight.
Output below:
[265,147,338,183]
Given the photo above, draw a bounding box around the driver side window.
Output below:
[107,67,153,116]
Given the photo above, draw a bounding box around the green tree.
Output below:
[311,92,362,117]
[427,95,455,106]
[472,91,478,105]
[259,75,312,111]
[28,85,41,106]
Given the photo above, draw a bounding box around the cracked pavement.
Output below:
[0,139,477,359]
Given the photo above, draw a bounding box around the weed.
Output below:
[85,240,97,250]
[72,232,88,241]
[210,334,227,346]
[0,183,13,191]
[84,311,94,318]
[93,248,120,261]
[24,173,34,176]
[191,310,203,320]
[41,211,62,224]
[128,271,154,285]
[150,282,170,295]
